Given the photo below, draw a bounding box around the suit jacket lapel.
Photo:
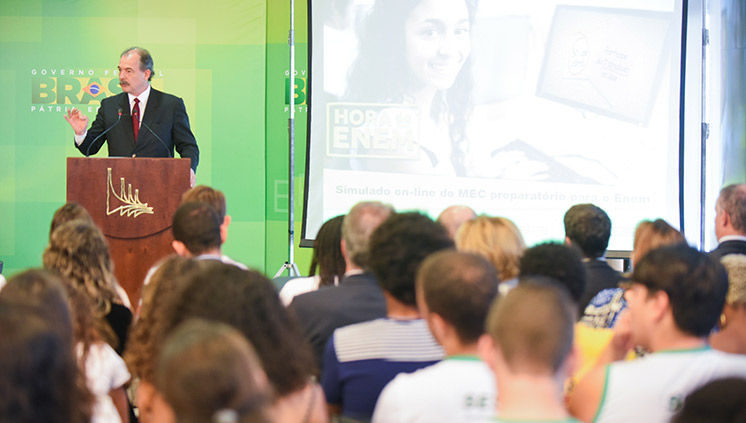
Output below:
[141,89,160,142]
[117,93,136,145]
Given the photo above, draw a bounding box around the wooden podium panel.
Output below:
[67,157,191,308]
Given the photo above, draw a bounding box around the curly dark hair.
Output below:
[151,261,317,397]
[367,212,454,306]
[519,242,587,306]
[124,255,202,383]
[0,300,93,423]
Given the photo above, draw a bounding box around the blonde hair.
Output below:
[721,254,746,306]
[43,221,120,316]
[455,215,525,281]
[632,219,686,266]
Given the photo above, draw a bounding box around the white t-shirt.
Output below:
[79,342,131,423]
[372,356,496,423]
[596,347,746,423]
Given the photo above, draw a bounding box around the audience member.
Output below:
[289,201,393,367]
[180,185,246,266]
[564,203,625,311]
[49,201,94,237]
[322,212,452,422]
[480,279,578,422]
[0,299,92,423]
[582,219,685,329]
[43,220,133,355]
[671,377,746,423]
[372,251,498,422]
[154,319,271,423]
[171,201,247,269]
[48,202,132,309]
[712,184,746,259]
[148,261,327,423]
[711,254,746,354]
[2,269,130,423]
[437,205,476,239]
[280,214,346,305]
[569,244,746,423]
[455,215,525,294]
[125,256,202,423]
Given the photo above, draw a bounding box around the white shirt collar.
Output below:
[128,84,151,120]
[718,235,746,243]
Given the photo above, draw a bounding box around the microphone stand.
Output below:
[274,0,301,278]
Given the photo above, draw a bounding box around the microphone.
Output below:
[120,111,173,158]
[140,120,173,158]
[84,108,123,157]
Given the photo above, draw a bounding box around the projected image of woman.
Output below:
[343,0,475,176]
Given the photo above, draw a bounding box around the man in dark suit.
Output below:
[288,201,393,368]
[564,203,625,311]
[64,47,199,186]
[712,184,746,259]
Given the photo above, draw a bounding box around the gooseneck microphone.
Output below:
[84,108,123,157]
[120,111,173,158]
[140,120,173,158]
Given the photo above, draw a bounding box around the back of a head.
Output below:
[632,219,686,265]
[563,203,611,258]
[437,205,477,239]
[0,300,91,423]
[125,256,203,382]
[486,278,576,375]
[341,201,394,268]
[49,202,94,238]
[156,319,270,423]
[0,269,73,344]
[417,250,498,345]
[172,202,222,256]
[43,220,119,310]
[455,215,525,281]
[718,184,746,234]
[181,185,227,221]
[632,244,728,337]
[160,262,315,397]
[367,212,454,306]
[721,254,746,306]
[311,215,346,287]
[671,377,746,423]
[519,242,587,306]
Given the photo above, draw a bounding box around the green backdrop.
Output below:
[0,0,312,278]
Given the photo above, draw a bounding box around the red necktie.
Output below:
[132,98,140,142]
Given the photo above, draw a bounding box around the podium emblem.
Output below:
[106,167,155,218]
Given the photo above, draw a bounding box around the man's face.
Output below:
[715,202,726,239]
[118,52,150,96]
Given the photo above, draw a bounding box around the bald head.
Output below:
[437,205,477,239]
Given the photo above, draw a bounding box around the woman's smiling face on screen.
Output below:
[404,0,471,93]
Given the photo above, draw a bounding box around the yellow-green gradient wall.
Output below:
[0,0,312,277]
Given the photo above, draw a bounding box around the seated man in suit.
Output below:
[712,183,746,259]
[64,47,199,186]
[288,201,393,367]
[564,203,625,311]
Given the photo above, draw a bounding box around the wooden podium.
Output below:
[67,157,191,308]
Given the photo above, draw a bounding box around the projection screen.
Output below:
[303,0,686,251]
